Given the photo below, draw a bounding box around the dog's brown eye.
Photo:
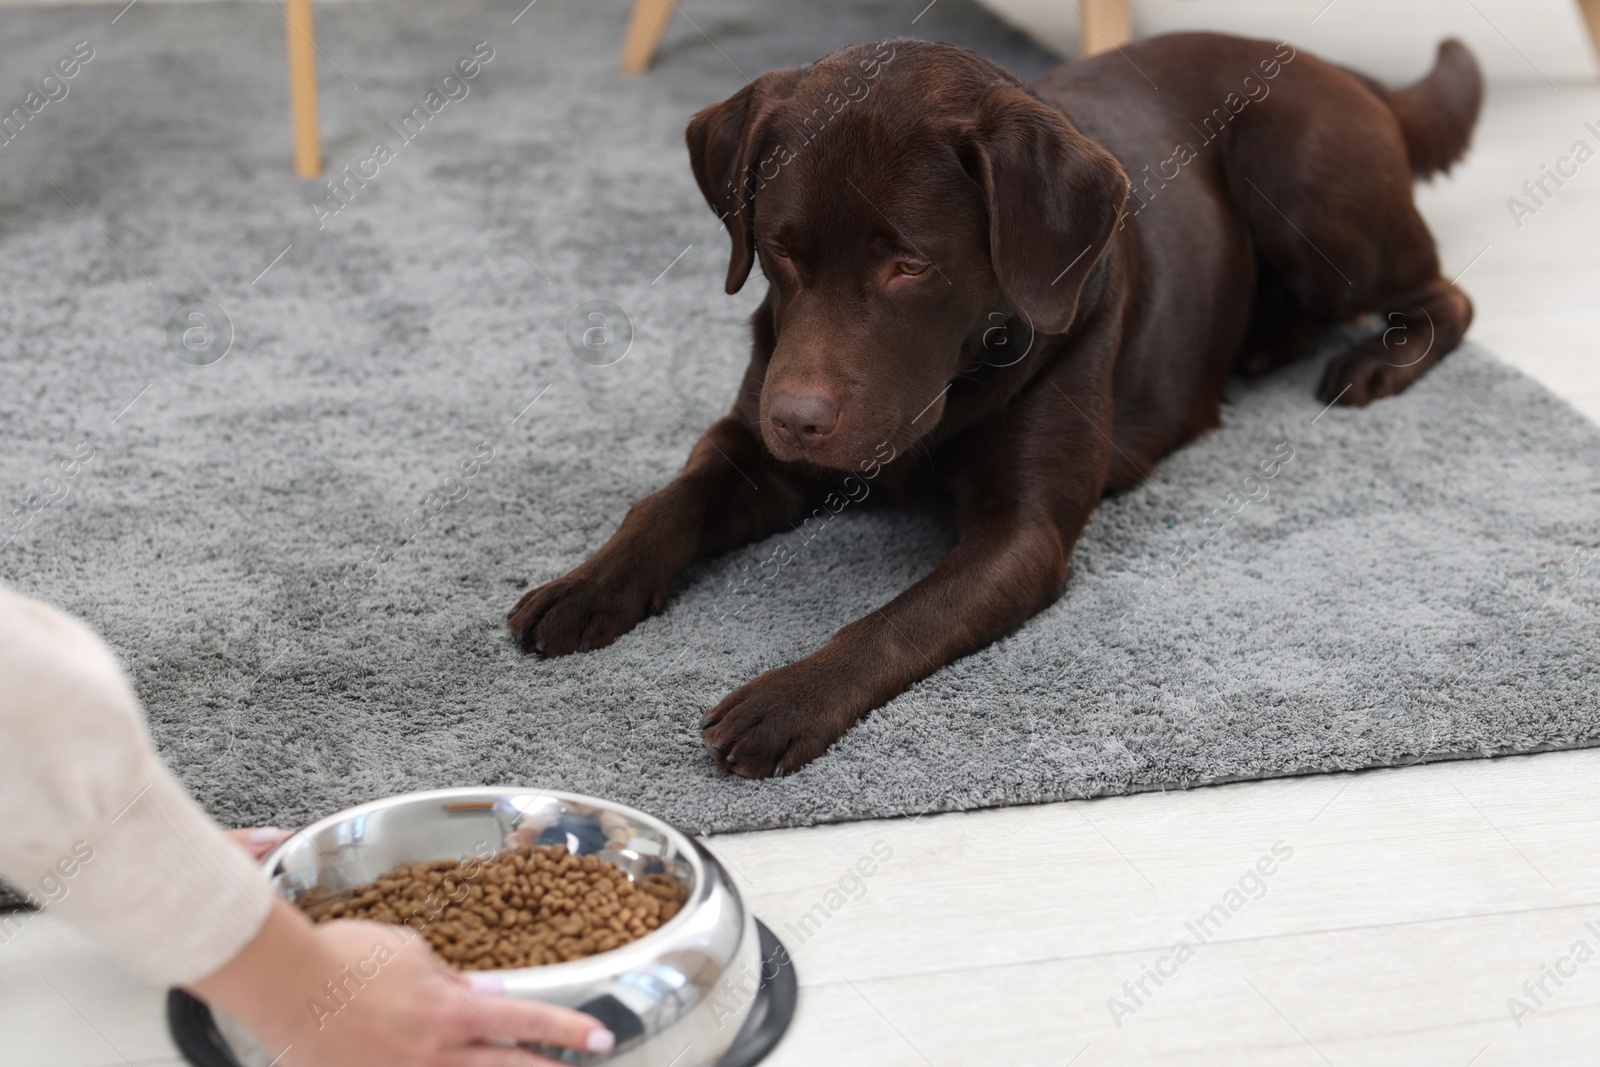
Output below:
[896,260,929,277]
[769,244,791,259]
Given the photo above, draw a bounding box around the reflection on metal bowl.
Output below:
[168,787,794,1067]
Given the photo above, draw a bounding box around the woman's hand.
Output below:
[188,898,614,1067]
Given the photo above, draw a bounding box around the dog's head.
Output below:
[686,39,1127,470]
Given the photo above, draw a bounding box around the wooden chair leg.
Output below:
[1079,0,1132,57]
[620,0,676,75]
[1579,0,1600,74]
[284,0,322,177]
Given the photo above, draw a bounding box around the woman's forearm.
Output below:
[0,587,273,984]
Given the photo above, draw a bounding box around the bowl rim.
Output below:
[261,785,717,979]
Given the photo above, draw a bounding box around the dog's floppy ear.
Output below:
[685,67,806,294]
[965,84,1128,334]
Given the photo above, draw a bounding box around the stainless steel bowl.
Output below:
[211,787,772,1067]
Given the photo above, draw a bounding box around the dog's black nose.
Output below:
[769,391,838,448]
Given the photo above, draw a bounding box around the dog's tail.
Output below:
[1352,39,1483,179]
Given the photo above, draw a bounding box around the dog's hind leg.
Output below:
[1315,275,1472,405]
[1236,141,1474,406]
[1224,41,1481,405]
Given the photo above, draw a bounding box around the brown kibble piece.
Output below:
[292,844,689,971]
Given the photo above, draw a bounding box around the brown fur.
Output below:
[507,33,1482,778]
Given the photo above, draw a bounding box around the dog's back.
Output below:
[1031,33,1482,442]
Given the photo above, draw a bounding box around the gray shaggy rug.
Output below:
[1,0,1597,857]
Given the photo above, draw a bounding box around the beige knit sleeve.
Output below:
[0,587,274,986]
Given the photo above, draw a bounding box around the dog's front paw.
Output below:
[506,568,666,656]
[699,660,866,779]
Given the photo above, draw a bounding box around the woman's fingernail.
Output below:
[248,827,286,844]
[467,973,505,995]
[586,1030,616,1053]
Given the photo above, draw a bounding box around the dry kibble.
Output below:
[294,844,689,970]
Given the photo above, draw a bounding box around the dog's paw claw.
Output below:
[698,662,860,779]
[506,572,665,658]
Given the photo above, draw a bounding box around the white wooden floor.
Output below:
[3,77,1598,1067]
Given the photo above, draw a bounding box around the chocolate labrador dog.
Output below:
[508,33,1481,778]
